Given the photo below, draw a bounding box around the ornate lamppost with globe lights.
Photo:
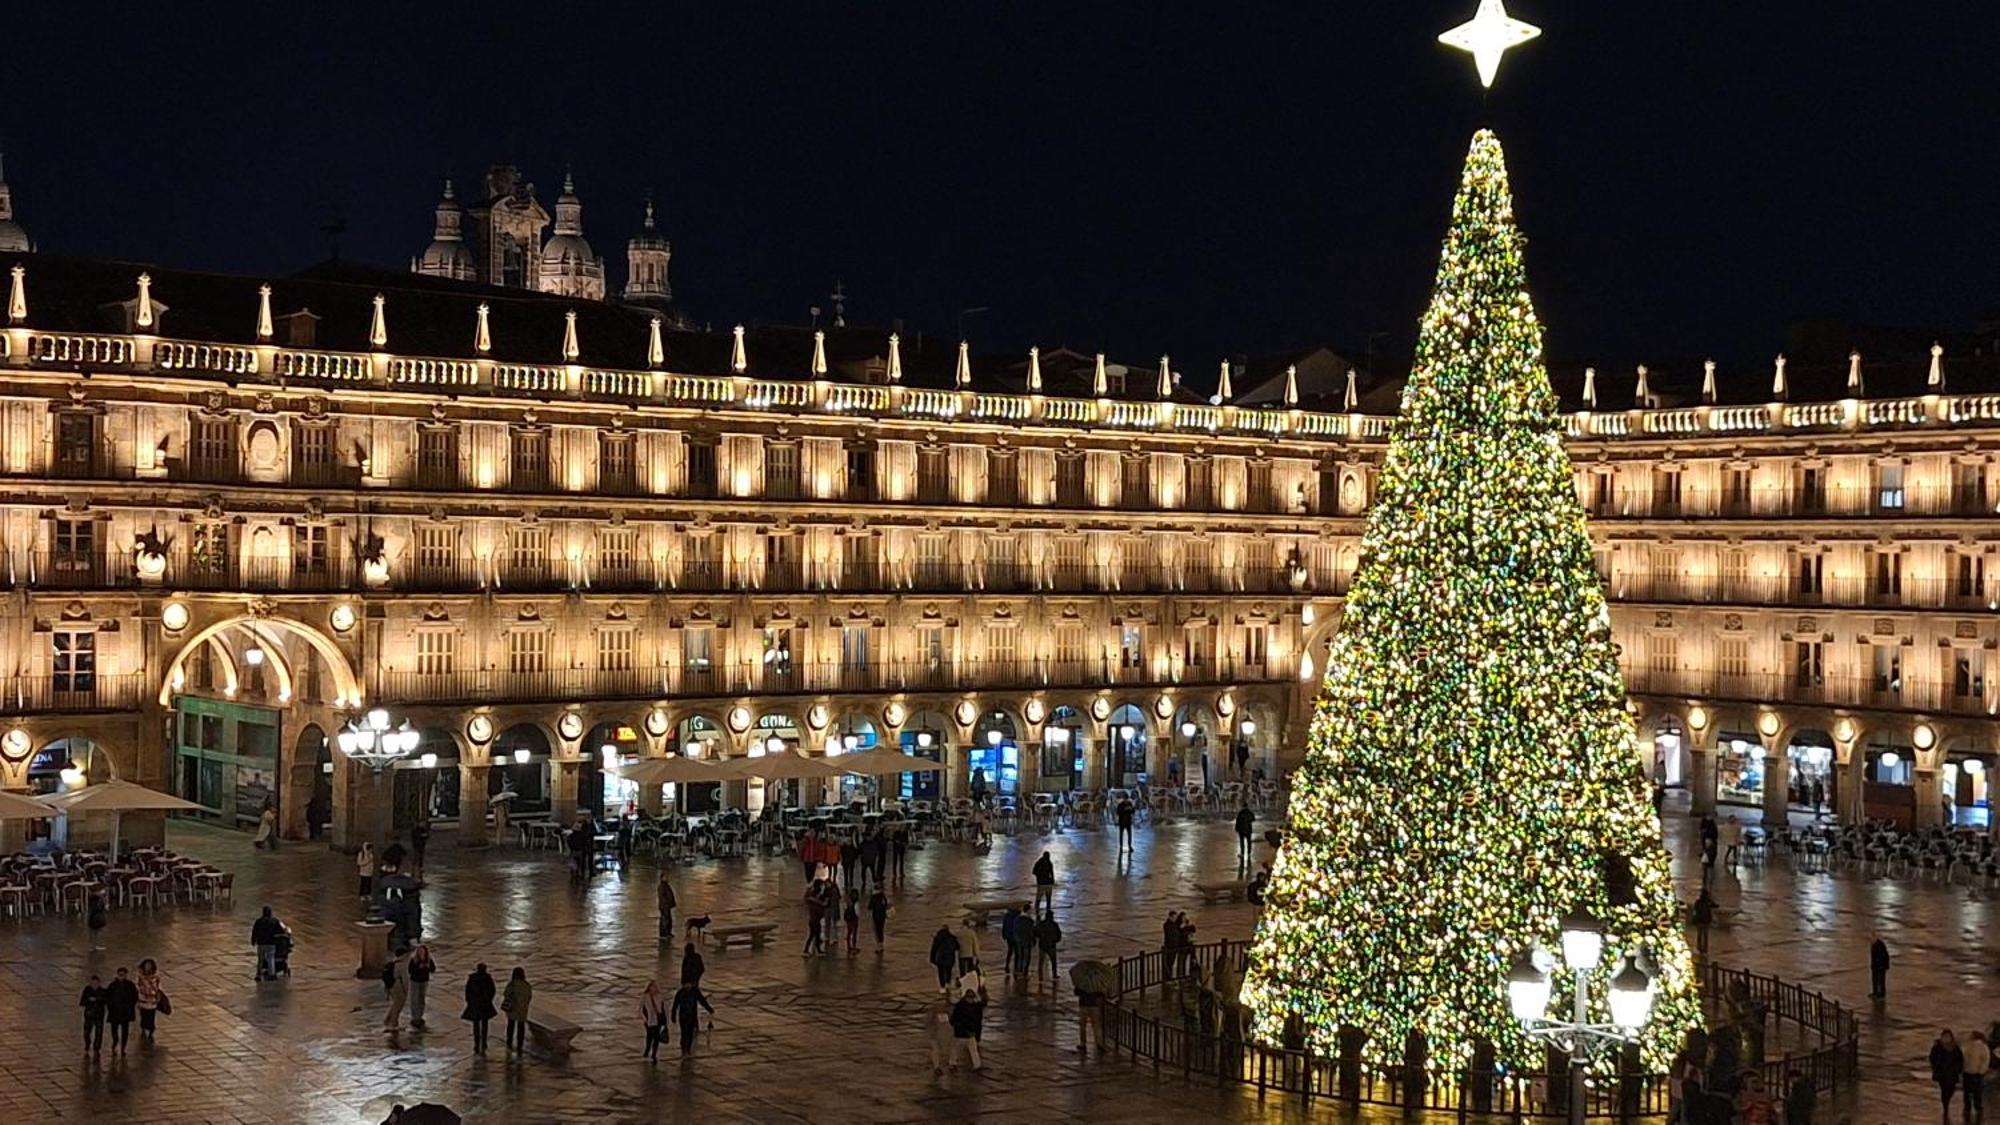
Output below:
[336,708,421,853]
[1506,909,1655,1125]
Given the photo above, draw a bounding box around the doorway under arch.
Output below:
[1107,704,1150,787]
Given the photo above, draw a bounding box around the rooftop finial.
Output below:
[8,263,25,324]
[370,293,388,349]
[1847,349,1863,397]
[1092,353,1107,397]
[1283,364,1299,407]
[955,340,973,388]
[648,316,664,368]
[1216,359,1234,404]
[1343,368,1359,412]
[731,324,748,373]
[475,303,491,354]
[1582,366,1598,408]
[1156,355,1173,399]
[1929,342,1945,390]
[1634,363,1649,406]
[887,333,903,383]
[256,284,274,341]
[135,273,155,330]
[1701,359,1716,404]
[642,192,656,230]
[1772,354,1788,401]
[812,330,829,377]
[562,310,581,362]
[1027,346,1042,393]
[442,177,456,201]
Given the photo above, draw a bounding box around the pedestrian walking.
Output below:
[357,842,377,899]
[1936,1030,1968,1121]
[407,944,436,1030]
[1075,978,1105,1056]
[804,878,829,956]
[671,981,713,1057]
[501,967,532,1053]
[928,999,955,1076]
[638,980,667,1061]
[253,798,278,850]
[843,887,861,954]
[1965,1030,1992,1120]
[892,822,910,881]
[252,906,286,981]
[1116,796,1136,852]
[104,967,138,1053]
[87,885,108,950]
[955,918,982,979]
[871,826,890,885]
[1870,933,1891,998]
[1033,850,1056,912]
[462,963,498,1054]
[797,829,820,883]
[1234,804,1255,866]
[135,958,164,1041]
[410,819,431,874]
[681,941,706,988]
[1035,910,1063,980]
[656,870,676,942]
[1784,1068,1816,1125]
[1000,906,1024,977]
[868,886,890,950]
[858,830,882,891]
[928,924,961,992]
[949,984,987,1071]
[79,974,107,1054]
[840,839,860,888]
[383,951,410,1030]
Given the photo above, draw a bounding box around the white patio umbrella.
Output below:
[833,746,947,777]
[0,790,54,820]
[39,779,202,859]
[710,750,845,781]
[609,756,727,786]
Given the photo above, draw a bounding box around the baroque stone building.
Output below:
[0,242,1995,849]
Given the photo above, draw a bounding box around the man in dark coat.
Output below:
[928,924,961,992]
[104,967,139,1053]
[1869,933,1890,998]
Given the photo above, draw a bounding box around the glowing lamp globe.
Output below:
[514,747,531,765]
[1559,908,1603,971]
[1506,949,1551,1024]
[1608,957,1656,1034]
[1879,751,1901,770]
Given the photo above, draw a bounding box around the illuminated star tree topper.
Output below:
[1439,0,1542,89]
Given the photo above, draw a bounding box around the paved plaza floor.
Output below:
[0,798,1987,1123]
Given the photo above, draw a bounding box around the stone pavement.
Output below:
[0,799,1985,1123]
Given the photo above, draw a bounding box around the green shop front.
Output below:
[172,696,282,831]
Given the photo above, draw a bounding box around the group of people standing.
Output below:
[1931,1027,1996,1123]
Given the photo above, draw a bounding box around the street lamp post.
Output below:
[335,708,422,855]
[1507,909,1655,1125]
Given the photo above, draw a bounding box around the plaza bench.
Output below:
[706,922,777,951]
[1193,879,1252,903]
[526,1009,582,1055]
[961,898,1031,927]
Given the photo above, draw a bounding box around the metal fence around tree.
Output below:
[1102,939,1859,1121]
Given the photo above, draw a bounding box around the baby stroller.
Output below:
[271,927,295,977]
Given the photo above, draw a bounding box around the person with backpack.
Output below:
[1000,906,1024,977]
[1233,804,1256,867]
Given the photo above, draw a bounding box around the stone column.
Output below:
[1835,754,1866,825]
[1760,748,1790,829]
[1083,724,1107,791]
[944,741,968,801]
[1018,740,1044,796]
[1914,766,1943,829]
[550,758,582,826]
[457,762,490,847]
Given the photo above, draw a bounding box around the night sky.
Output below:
[5,2,1996,375]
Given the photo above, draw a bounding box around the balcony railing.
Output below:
[1612,573,1992,611]
[374,656,1290,706]
[1591,484,1997,521]
[1623,666,1995,718]
[0,674,148,715]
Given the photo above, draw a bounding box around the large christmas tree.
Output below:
[1241,129,1699,1068]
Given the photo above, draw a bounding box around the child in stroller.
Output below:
[271,927,294,977]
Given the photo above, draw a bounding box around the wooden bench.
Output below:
[1194,879,1252,903]
[961,898,1031,927]
[707,922,777,950]
[526,1009,582,1055]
